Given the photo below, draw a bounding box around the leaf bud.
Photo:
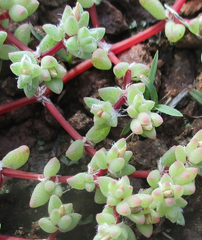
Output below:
[92,49,112,70]
[2,145,30,169]
[38,217,58,233]
[113,62,129,78]
[64,16,79,36]
[9,4,28,22]
[43,157,60,178]
[165,21,186,43]
[139,0,166,20]
[66,140,84,161]
[188,147,202,164]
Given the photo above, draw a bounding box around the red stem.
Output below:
[45,100,96,157]
[88,4,100,28]
[0,11,10,21]
[113,96,126,110]
[2,168,72,183]
[48,230,59,240]
[0,96,37,115]
[129,170,151,178]
[40,40,65,58]
[0,25,33,52]
[123,70,131,89]
[108,52,121,65]
[62,59,93,84]
[113,207,120,224]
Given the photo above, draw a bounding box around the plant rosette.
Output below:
[29,157,62,208]
[88,138,135,177]
[39,195,81,233]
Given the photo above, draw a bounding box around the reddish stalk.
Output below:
[40,40,66,58]
[108,52,121,65]
[113,207,120,224]
[123,70,132,89]
[88,4,100,28]
[113,96,126,110]
[62,59,93,84]
[0,25,33,52]
[129,170,151,178]
[0,96,37,115]
[2,168,72,183]
[110,0,186,54]
[48,230,59,240]
[0,11,10,21]
[45,100,96,157]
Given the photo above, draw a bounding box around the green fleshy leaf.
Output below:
[0,44,18,60]
[66,140,84,161]
[86,125,111,144]
[9,4,28,22]
[43,24,63,42]
[45,78,63,94]
[9,51,36,63]
[97,176,112,196]
[2,145,29,169]
[14,23,31,46]
[23,78,39,98]
[39,217,58,233]
[94,187,107,204]
[38,35,58,54]
[48,195,62,215]
[0,31,7,46]
[29,182,51,208]
[84,97,100,109]
[154,104,183,117]
[91,49,112,70]
[67,173,86,190]
[136,224,153,238]
[98,87,122,104]
[43,157,60,178]
[165,21,186,43]
[65,213,82,232]
[139,0,166,20]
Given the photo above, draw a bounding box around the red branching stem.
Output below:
[108,51,121,65]
[0,236,32,240]
[0,10,10,21]
[48,230,59,240]
[88,4,100,28]
[2,168,72,183]
[110,0,186,54]
[40,40,65,58]
[113,96,126,110]
[0,25,33,52]
[172,0,186,13]
[123,70,131,90]
[0,96,37,115]
[129,170,151,178]
[62,59,93,84]
[45,100,96,157]
[113,207,120,224]
[111,20,165,54]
